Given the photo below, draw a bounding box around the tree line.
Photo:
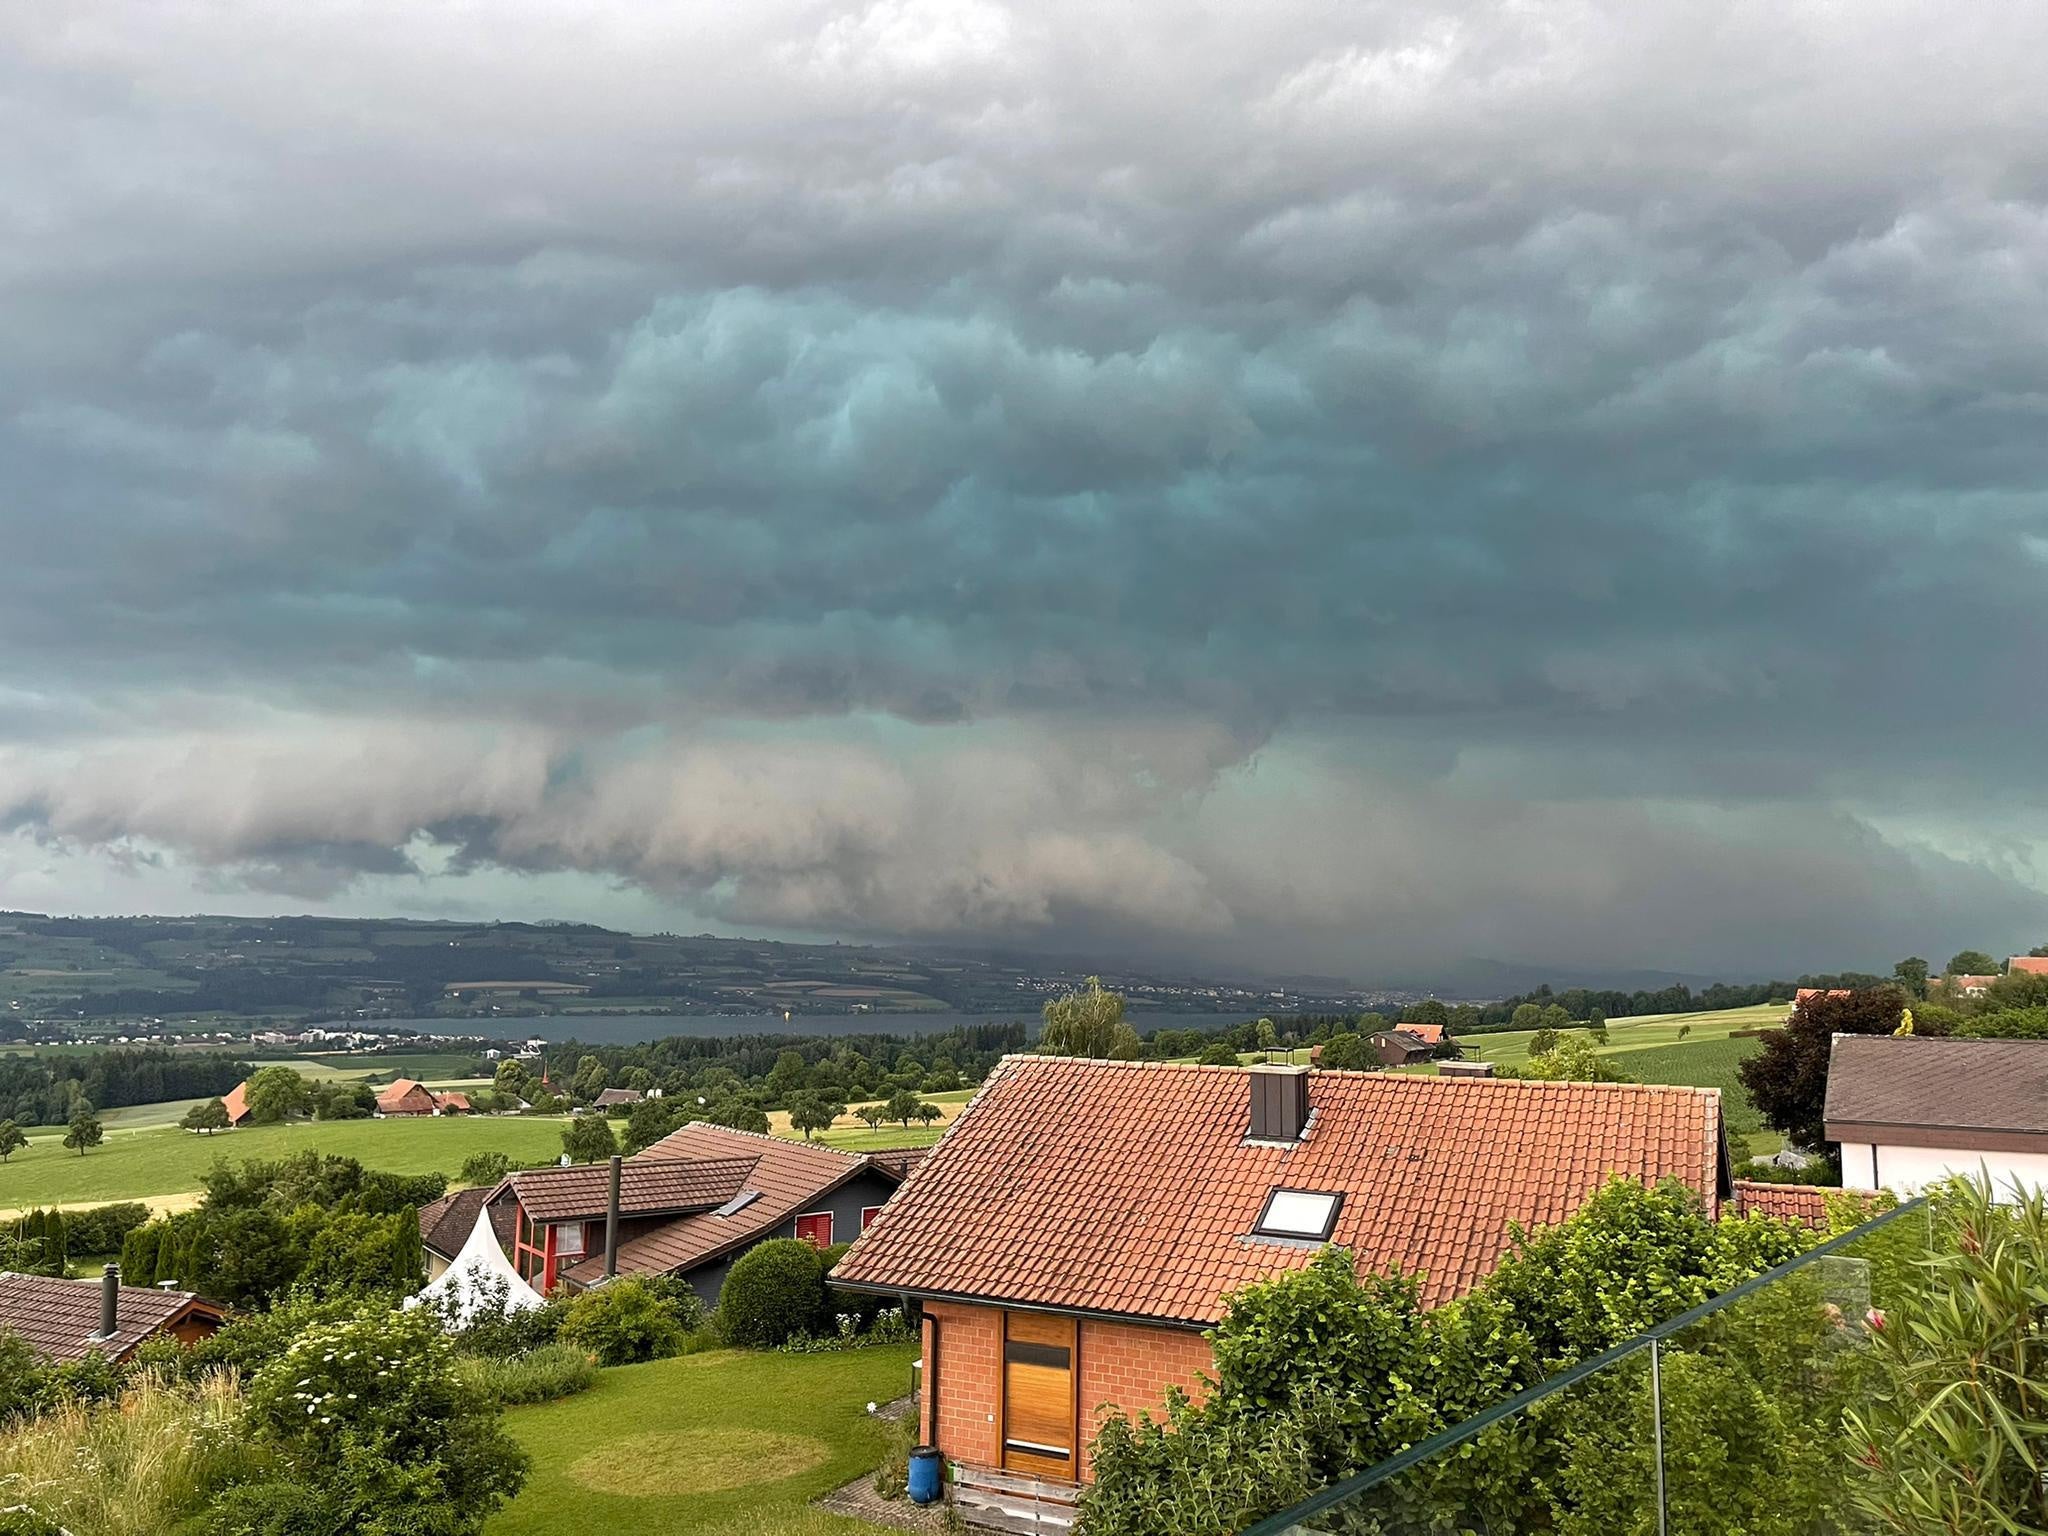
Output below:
[0,1046,250,1127]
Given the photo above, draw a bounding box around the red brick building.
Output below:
[832,1057,1730,1503]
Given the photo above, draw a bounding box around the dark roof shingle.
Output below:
[503,1155,759,1223]
[1825,1036,2048,1136]
[0,1271,218,1364]
[832,1056,1724,1324]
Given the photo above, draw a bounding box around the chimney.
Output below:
[95,1263,119,1340]
[604,1154,622,1279]
[1247,1063,1311,1144]
[1437,1060,1496,1079]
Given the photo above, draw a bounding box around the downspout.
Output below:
[924,1309,941,1447]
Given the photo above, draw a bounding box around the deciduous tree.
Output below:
[244,1064,311,1124]
[560,1112,617,1163]
[0,1119,25,1162]
[1039,978,1141,1060]
[1945,949,1997,976]
[1739,986,1905,1150]
[62,1101,103,1156]
[181,1097,232,1134]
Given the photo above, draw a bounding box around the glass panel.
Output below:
[1237,1197,1935,1536]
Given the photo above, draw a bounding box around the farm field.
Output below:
[292,1051,490,1082]
[0,1113,576,1208]
[1454,1002,1785,1070]
[487,1344,917,1536]
[764,1088,973,1140]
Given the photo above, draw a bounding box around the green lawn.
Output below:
[0,1114,576,1207]
[291,1051,491,1082]
[487,1345,917,1536]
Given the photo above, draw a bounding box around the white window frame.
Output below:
[1252,1188,1343,1241]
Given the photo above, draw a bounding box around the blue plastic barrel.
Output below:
[907,1446,943,1505]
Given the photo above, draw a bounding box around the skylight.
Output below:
[1253,1188,1343,1241]
[714,1190,761,1218]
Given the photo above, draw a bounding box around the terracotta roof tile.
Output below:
[1825,1036,2048,1136]
[832,1057,1724,1324]
[221,1080,250,1124]
[0,1271,221,1364]
[1730,1181,1835,1227]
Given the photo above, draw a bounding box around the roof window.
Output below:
[714,1190,761,1218]
[1253,1188,1343,1241]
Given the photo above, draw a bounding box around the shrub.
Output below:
[201,1480,337,1536]
[189,1293,365,1378]
[719,1239,829,1346]
[1316,1033,1373,1071]
[458,1152,513,1188]
[453,1342,597,1406]
[557,1275,690,1366]
[246,1304,527,1535]
[64,1202,150,1256]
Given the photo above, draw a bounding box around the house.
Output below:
[220,1080,253,1127]
[592,1087,644,1110]
[407,1204,545,1326]
[1398,1022,1445,1047]
[1368,1029,1435,1066]
[0,1268,227,1364]
[2008,955,2048,977]
[482,1122,908,1306]
[1926,974,1997,999]
[417,1186,514,1283]
[1826,1035,2048,1197]
[376,1078,472,1117]
[831,1058,1728,1494]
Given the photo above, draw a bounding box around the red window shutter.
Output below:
[795,1213,833,1248]
[861,1206,883,1231]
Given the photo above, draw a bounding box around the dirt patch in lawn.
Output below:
[568,1428,832,1496]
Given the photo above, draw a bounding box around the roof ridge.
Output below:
[1002,1053,1717,1096]
[663,1118,868,1163]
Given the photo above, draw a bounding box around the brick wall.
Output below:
[1077,1318,1213,1479]
[923,1300,1214,1483]
[926,1301,1002,1469]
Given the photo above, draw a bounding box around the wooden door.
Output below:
[1001,1312,1078,1479]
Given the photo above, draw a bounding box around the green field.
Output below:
[1454,1002,1785,1070]
[0,1114,576,1209]
[487,1345,916,1536]
[295,1051,490,1083]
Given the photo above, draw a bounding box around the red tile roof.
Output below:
[554,1123,885,1287]
[2009,956,2048,977]
[1730,1181,1836,1228]
[377,1078,439,1114]
[832,1057,1725,1324]
[501,1155,760,1223]
[0,1272,224,1364]
[1399,1023,1445,1045]
[220,1080,250,1125]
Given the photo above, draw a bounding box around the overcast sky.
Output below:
[3,1,2046,984]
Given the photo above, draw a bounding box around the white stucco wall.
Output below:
[1840,1140,2048,1199]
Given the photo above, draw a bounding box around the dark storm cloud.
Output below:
[2,1,2046,976]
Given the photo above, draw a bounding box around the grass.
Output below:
[0,1371,256,1536]
[766,1088,974,1143]
[486,1345,917,1536]
[294,1051,489,1082]
[0,1114,572,1205]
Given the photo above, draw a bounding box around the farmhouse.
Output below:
[376,1078,472,1117]
[219,1079,254,1127]
[832,1057,1728,1499]
[482,1122,906,1305]
[2009,955,2048,976]
[1369,1027,1436,1066]
[0,1267,227,1364]
[1827,1035,2048,1197]
[592,1087,645,1109]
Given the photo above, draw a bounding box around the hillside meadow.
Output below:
[0,1113,576,1211]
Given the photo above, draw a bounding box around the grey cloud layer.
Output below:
[2,0,2046,975]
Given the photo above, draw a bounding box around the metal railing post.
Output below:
[1650,1337,1668,1536]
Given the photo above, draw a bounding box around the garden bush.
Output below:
[64,1202,150,1256]
[200,1480,338,1536]
[246,1303,527,1535]
[453,1341,597,1406]
[557,1275,691,1365]
[718,1238,829,1346]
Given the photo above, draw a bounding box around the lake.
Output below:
[376,1010,1268,1046]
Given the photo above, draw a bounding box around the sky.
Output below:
[3,1,2047,986]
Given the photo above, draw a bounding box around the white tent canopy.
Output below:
[406,1206,545,1327]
